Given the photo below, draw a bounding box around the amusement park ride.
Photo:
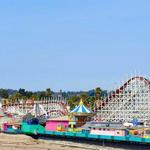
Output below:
[94,76,150,124]
[2,97,68,119]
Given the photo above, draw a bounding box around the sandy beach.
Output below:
[0,133,86,150]
[0,133,150,150]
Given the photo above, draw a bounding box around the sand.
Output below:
[0,133,150,150]
[0,133,85,150]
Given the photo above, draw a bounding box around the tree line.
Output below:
[0,87,108,109]
[0,88,52,104]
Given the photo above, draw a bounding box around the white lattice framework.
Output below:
[3,97,68,118]
[94,76,150,123]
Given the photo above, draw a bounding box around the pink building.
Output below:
[46,116,69,131]
[82,122,128,137]
[90,128,126,136]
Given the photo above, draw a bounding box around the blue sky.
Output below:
[0,0,150,91]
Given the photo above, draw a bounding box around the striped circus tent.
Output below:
[71,99,91,113]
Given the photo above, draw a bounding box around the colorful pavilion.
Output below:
[70,99,94,128]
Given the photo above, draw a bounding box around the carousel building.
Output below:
[70,99,94,127]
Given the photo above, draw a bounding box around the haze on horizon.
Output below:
[0,0,150,92]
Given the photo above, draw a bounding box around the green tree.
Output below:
[26,91,33,98]
[95,87,102,100]
[0,89,9,99]
[46,88,52,97]
[89,96,95,110]
[30,93,38,101]
[38,91,46,99]
[10,92,22,102]
[18,88,26,96]
[68,95,80,110]
[81,92,88,102]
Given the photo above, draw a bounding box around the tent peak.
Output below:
[79,99,83,106]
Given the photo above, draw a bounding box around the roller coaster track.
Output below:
[94,76,150,123]
[103,76,150,107]
[3,97,68,119]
